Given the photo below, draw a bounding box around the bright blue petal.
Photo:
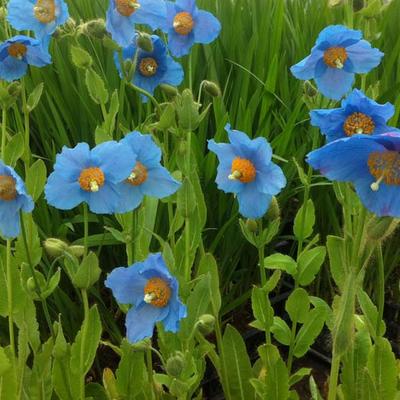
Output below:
[0,56,27,81]
[53,143,91,178]
[132,0,167,30]
[87,182,121,214]
[256,162,286,196]
[345,40,383,74]
[25,44,51,66]
[290,49,324,80]
[0,210,21,239]
[214,165,244,193]
[193,10,221,44]
[207,140,237,168]
[45,176,85,210]
[105,266,147,307]
[237,184,272,219]
[106,3,135,47]
[140,166,181,198]
[163,56,184,86]
[162,294,187,332]
[115,182,144,213]
[167,30,195,57]
[315,67,354,100]
[122,131,162,167]
[316,25,362,47]
[175,0,197,13]
[125,303,169,343]
[310,108,347,142]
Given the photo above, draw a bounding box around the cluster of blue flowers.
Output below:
[291,25,400,218]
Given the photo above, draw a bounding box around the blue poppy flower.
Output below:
[114,34,183,103]
[7,0,69,39]
[45,141,135,214]
[311,89,397,142]
[307,133,400,217]
[290,25,383,100]
[106,0,166,47]
[162,0,221,58]
[207,124,286,219]
[105,253,187,343]
[116,131,181,213]
[0,160,34,239]
[0,35,51,82]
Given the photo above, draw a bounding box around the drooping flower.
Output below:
[0,161,34,239]
[7,0,69,39]
[105,253,187,343]
[116,131,181,213]
[290,25,383,100]
[114,34,183,103]
[311,89,398,142]
[106,0,166,47]
[45,141,134,214]
[307,133,400,217]
[0,35,51,82]
[207,124,286,219]
[163,0,221,58]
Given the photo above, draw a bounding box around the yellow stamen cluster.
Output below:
[343,112,375,136]
[34,0,56,23]
[139,58,158,77]
[78,167,105,192]
[173,12,194,35]
[115,0,139,17]
[0,175,17,201]
[323,47,348,69]
[7,43,27,59]
[368,151,400,191]
[229,157,256,183]
[126,162,148,186]
[144,277,171,308]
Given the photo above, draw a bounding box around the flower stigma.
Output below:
[228,157,256,183]
[323,47,348,69]
[143,277,171,307]
[78,167,105,192]
[173,12,194,35]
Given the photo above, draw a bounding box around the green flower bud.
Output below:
[103,36,121,51]
[175,89,201,131]
[353,0,365,12]
[303,80,317,97]
[136,32,154,53]
[159,84,179,98]
[131,339,151,351]
[197,314,216,335]
[26,277,36,293]
[166,352,185,377]
[367,216,399,241]
[245,219,259,233]
[43,238,69,258]
[80,19,107,39]
[67,245,85,258]
[7,81,22,98]
[266,196,281,221]
[202,80,221,97]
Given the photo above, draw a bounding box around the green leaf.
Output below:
[326,235,346,290]
[72,252,101,289]
[264,253,297,276]
[4,133,24,167]
[0,347,11,376]
[251,287,274,331]
[357,289,386,339]
[297,246,326,286]
[27,82,44,112]
[264,270,282,293]
[289,368,311,386]
[85,68,109,105]
[285,288,310,324]
[293,199,315,241]
[197,253,221,314]
[309,376,323,400]
[25,159,47,201]
[271,316,291,346]
[177,177,196,218]
[157,103,176,130]
[70,45,93,69]
[221,325,255,400]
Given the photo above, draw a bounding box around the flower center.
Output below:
[115,0,140,16]
[229,157,256,183]
[323,47,348,69]
[126,162,148,186]
[78,167,105,192]
[143,277,171,308]
[0,175,17,201]
[368,151,400,191]
[343,112,375,136]
[139,58,158,77]
[173,12,194,35]
[34,0,56,23]
[7,43,27,59]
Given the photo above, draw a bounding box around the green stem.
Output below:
[328,351,341,400]
[6,240,15,360]
[116,78,126,140]
[128,82,161,113]
[1,107,7,158]
[146,347,158,399]
[257,220,267,287]
[79,288,89,400]
[185,217,190,281]
[21,79,31,168]
[127,210,136,265]
[20,212,55,338]
[83,203,89,257]
[376,243,385,328]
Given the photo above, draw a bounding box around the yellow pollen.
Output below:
[343,112,375,136]
[323,47,348,69]
[173,12,194,35]
[139,58,158,77]
[126,162,148,186]
[0,175,17,201]
[144,277,171,308]
[368,151,400,190]
[34,0,56,23]
[229,157,256,183]
[78,167,105,192]
[115,0,139,16]
[7,43,27,59]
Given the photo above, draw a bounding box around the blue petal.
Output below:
[207,139,237,168]
[167,30,195,58]
[290,49,324,80]
[162,294,187,332]
[0,56,27,81]
[310,108,347,142]
[125,303,169,343]
[193,10,221,44]
[315,67,354,100]
[25,44,51,66]
[175,0,197,13]
[105,266,147,307]
[163,56,184,86]
[316,25,362,47]
[138,253,173,281]
[45,176,85,210]
[106,3,135,47]
[140,166,181,198]
[53,143,91,178]
[0,209,21,239]
[215,165,244,193]
[115,182,144,213]
[345,40,383,74]
[256,162,286,196]
[87,182,121,214]
[132,0,167,30]
[237,184,272,219]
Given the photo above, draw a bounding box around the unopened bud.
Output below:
[27,277,36,292]
[245,219,258,233]
[80,19,107,39]
[136,32,153,52]
[353,0,364,12]
[166,352,185,377]
[160,84,179,98]
[7,81,21,97]
[197,314,215,335]
[43,238,69,257]
[103,36,120,51]
[67,245,85,258]
[202,80,221,97]
[266,196,281,221]
[303,80,317,97]
[131,339,151,351]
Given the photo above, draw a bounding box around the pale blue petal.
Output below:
[315,67,354,100]
[140,166,181,198]
[115,182,144,213]
[132,0,167,30]
[237,184,272,219]
[0,56,27,81]
[45,176,85,210]
[87,182,121,214]
[290,49,324,80]
[193,10,221,44]
[345,40,383,74]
